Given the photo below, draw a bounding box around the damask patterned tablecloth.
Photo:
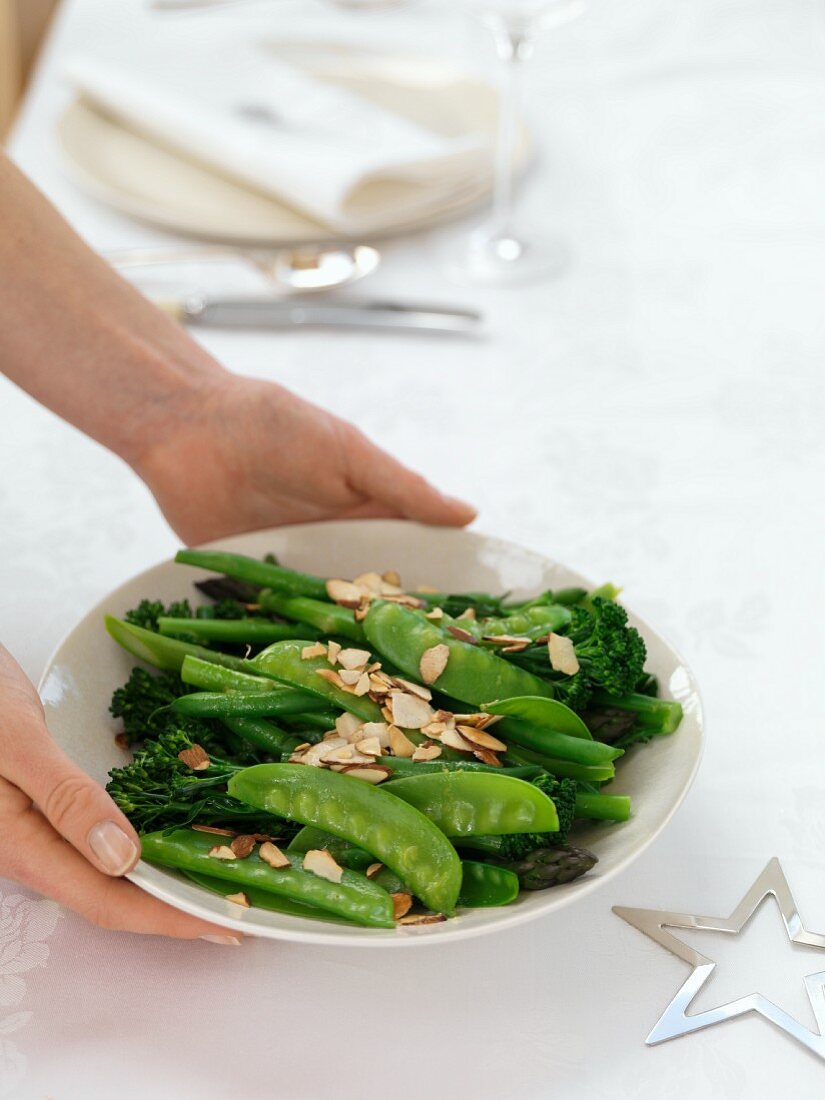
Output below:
[2,0,825,1096]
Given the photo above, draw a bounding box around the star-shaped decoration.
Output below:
[613,858,825,1059]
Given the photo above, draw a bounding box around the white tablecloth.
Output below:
[3,0,825,1096]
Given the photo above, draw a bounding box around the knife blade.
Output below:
[157,295,482,335]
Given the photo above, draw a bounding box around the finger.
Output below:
[346,433,477,527]
[2,790,241,942]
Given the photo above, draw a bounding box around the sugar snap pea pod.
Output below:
[374,757,545,780]
[504,743,615,784]
[171,689,327,720]
[140,827,395,928]
[249,640,384,723]
[228,764,462,914]
[486,719,620,767]
[260,591,365,643]
[222,716,304,757]
[484,695,592,740]
[373,861,519,908]
[105,615,247,672]
[574,791,631,822]
[175,549,329,600]
[383,772,559,837]
[158,616,320,644]
[472,604,572,641]
[180,654,280,694]
[281,710,341,733]
[183,870,353,924]
[363,602,554,706]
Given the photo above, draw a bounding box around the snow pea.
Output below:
[260,591,365,643]
[105,615,247,673]
[248,640,383,723]
[383,772,559,837]
[175,549,328,600]
[486,719,621,767]
[470,604,572,640]
[373,861,519,908]
[484,696,592,740]
[222,716,304,757]
[180,655,279,694]
[158,616,319,644]
[363,602,555,706]
[140,827,395,928]
[374,757,545,780]
[504,743,615,784]
[228,764,462,914]
[171,689,327,720]
[281,711,341,733]
[184,871,352,924]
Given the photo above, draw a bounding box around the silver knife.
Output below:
[157,294,482,335]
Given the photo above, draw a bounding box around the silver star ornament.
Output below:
[613,858,825,1060]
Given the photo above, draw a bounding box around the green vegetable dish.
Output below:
[105,550,683,929]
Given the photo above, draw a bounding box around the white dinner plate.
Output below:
[39,521,703,947]
[56,41,529,244]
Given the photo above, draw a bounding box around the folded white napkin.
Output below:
[65,41,489,235]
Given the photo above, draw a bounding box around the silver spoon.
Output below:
[107,242,381,293]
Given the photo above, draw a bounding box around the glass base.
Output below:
[448,229,571,287]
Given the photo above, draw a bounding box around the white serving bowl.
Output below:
[39,521,703,947]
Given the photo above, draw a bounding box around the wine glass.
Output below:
[455,0,587,285]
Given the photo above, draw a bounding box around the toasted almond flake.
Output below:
[433,709,454,723]
[192,824,236,837]
[392,893,413,920]
[353,571,384,595]
[337,647,372,671]
[335,712,364,740]
[230,835,256,859]
[323,744,355,764]
[249,833,281,843]
[441,728,476,753]
[421,720,447,738]
[326,639,342,664]
[446,625,477,644]
[337,764,393,784]
[355,736,382,756]
[382,570,402,587]
[338,669,363,686]
[352,672,371,697]
[288,751,308,764]
[381,705,394,723]
[301,642,328,660]
[303,849,344,883]
[390,691,435,730]
[259,841,291,869]
[225,891,250,907]
[384,593,425,609]
[326,580,363,608]
[473,748,502,767]
[412,741,442,762]
[323,729,343,741]
[425,607,445,621]
[398,912,446,926]
[379,581,405,597]
[208,845,237,861]
[366,662,382,674]
[548,633,580,675]
[481,634,531,647]
[315,667,347,690]
[177,744,210,771]
[317,737,348,759]
[476,713,504,729]
[353,604,370,622]
[419,643,450,685]
[457,725,508,752]
[393,677,433,701]
[457,608,477,621]
[502,642,530,654]
[366,862,384,878]
[388,724,416,758]
[360,722,390,749]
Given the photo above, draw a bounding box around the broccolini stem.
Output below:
[574,792,631,822]
[175,549,328,600]
[158,617,319,644]
[590,691,683,734]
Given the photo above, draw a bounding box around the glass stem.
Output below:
[487,23,535,246]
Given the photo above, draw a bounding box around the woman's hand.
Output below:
[0,646,241,944]
[133,374,476,545]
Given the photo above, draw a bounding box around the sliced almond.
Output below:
[392,893,413,920]
[335,712,364,740]
[472,748,502,767]
[366,862,384,878]
[323,729,344,741]
[314,667,346,690]
[393,677,433,701]
[383,593,425,609]
[301,642,328,660]
[366,662,382,674]
[425,607,445,621]
[548,633,580,675]
[481,633,530,646]
[352,672,371,697]
[230,835,256,859]
[302,741,340,766]
[338,669,363,686]
[360,722,390,749]
[192,824,236,837]
[337,647,372,671]
[382,570,402,587]
[337,764,393,784]
[259,841,291,869]
[353,603,370,622]
[208,845,237,861]
[457,608,476,621]
[446,625,477,645]
[388,724,416,758]
[326,746,374,765]
[177,744,210,771]
[398,912,446,926]
[502,641,530,654]
[326,580,363,608]
[412,741,442,762]
[225,891,250,907]
[390,691,434,730]
[457,725,507,752]
[381,705,394,723]
[419,643,450,685]
[353,571,384,595]
[421,720,447,739]
[440,728,476,753]
[355,736,383,757]
[303,849,344,884]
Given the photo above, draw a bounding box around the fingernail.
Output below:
[88,821,138,876]
[201,934,242,946]
[443,495,476,517]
